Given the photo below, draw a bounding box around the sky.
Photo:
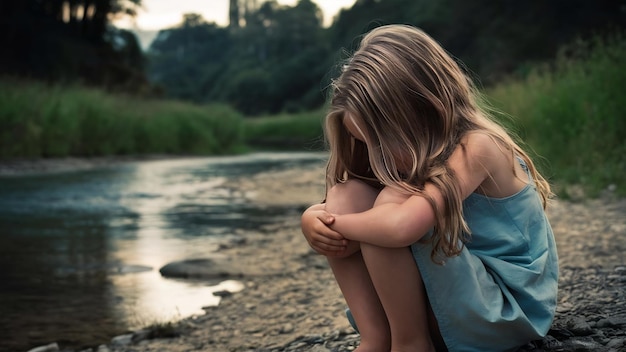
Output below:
[116,0,357,31]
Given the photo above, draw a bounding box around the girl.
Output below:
[301,25,558,352]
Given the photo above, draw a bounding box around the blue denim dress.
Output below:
[410,160,559,351]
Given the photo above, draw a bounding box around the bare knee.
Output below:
[360,241,414,257]
[325,179,379,215]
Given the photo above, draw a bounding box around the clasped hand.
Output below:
[301,203,358,258]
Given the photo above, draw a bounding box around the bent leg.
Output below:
[360,187,439,352]
[325,180,391,351]
[361,244,436,352]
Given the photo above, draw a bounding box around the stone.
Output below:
[27,343,59,352]
[111,333,133,346]
[540,335,564,349]
[159,257,246,280]
[280,323,295,334]
[131,329,151,343]
[561,337,604,351]
[213,290,233,297]
[606,337,625,348]
[597,318,620,328]
[565,316,595,336]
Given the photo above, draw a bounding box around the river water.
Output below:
[0,152,326,352]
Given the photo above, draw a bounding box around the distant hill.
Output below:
[131,29,160,51]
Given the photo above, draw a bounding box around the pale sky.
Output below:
[116,0,356,31]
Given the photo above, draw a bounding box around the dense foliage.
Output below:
[0,80,244,158]
[147,0,625,116]
[149,0,330,115]
[486,34,626,196]
[0,0,147,91]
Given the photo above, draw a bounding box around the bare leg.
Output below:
[325,180,391,351]
[359,187,437,352]
[361,244,435,351]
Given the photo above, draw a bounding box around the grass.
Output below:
[146,320,182,339]
[242,110,326,151]
[0,80,245,158]
[485,34,626,197]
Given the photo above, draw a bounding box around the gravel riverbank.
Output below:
[24,162,626,352]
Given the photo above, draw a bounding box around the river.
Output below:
[0,152,326,352]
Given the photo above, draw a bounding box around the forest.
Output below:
[0,0,146,91]
[2,0,624,116]
[147,0,626,115]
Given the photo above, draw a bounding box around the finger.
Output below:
[312,231,347,246]
[312,244,346,256]
[316,213,335,225]
[312,235,345,248]
[312,239,346,252]
[314,224,344,241]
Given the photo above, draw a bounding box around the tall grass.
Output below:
[0,80,245,158]
[486,34,626,196]
[243,110,326,151]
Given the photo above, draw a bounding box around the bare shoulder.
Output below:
[461,132,508,170]
[443,133,498,199]
[456,132,527,198]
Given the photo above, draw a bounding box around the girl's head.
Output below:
[326,24,479,188]
[325,24,551,259]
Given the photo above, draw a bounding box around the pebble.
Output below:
[565,316,595,336]
[110,334,132,346]
[27,343,59,352]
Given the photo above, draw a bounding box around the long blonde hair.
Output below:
[325,24,551,260]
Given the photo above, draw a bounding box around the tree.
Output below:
[0,0,147,90]
[149,14,231,102]
[329,0,626,83]
[146,0,625,115]
[148,0,329,115]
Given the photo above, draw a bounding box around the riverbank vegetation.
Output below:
[486,35,626,196]
[0,34,624,196]
[243,110,326,151]
[0,80,244,157]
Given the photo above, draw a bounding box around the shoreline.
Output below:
[0,155,208,177]
[16,157,626,352]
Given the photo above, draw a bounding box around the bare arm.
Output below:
[328,186,439,247]
[329,134,495,247]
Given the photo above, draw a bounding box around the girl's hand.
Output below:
[301,203,349,256]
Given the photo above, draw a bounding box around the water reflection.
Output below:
[0,152,325,352]
[109,159,228,327]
